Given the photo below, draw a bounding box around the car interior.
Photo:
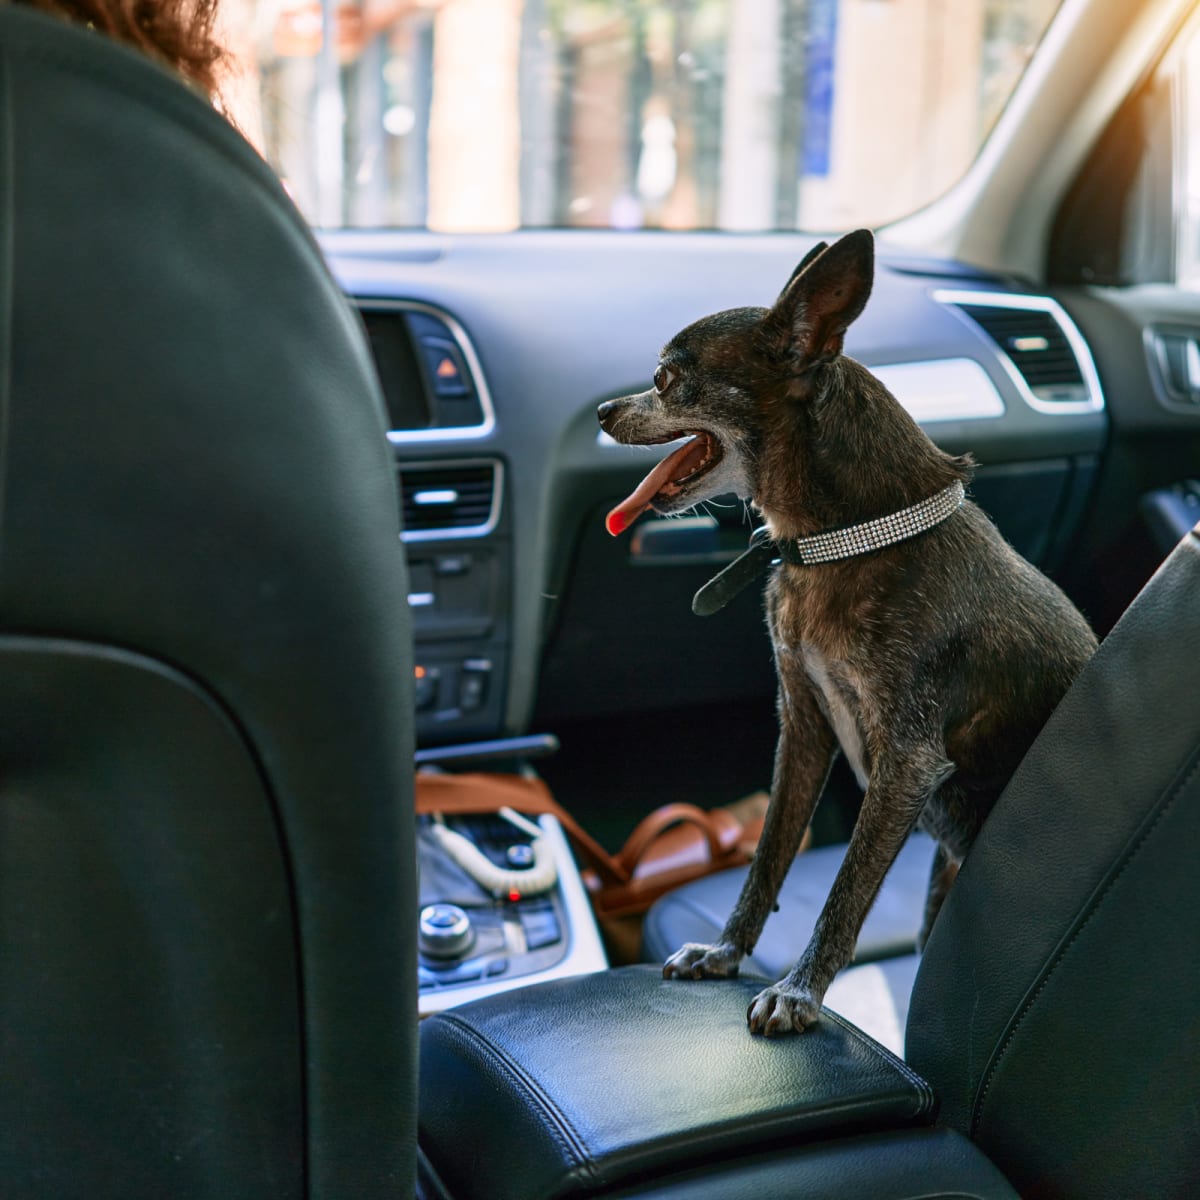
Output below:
[2,0,1198,1197]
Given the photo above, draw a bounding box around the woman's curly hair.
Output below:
[22,0,227,96]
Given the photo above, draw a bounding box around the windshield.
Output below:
[218,0,1065,232]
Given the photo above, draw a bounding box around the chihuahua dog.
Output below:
[597,230,1097,1037]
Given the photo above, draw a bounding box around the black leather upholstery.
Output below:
[907,524,1200,1198]
[603,1129,1017,1200]
[0,9,416,1197]
[418,965,937,1200]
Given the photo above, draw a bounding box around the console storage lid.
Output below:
[418,965,936,1200]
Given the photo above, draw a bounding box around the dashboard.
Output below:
[320,230,1189,748]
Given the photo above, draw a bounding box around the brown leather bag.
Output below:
[413,772,769,920]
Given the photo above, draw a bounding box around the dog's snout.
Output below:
[598,398,632,436]
[599,389,661,442]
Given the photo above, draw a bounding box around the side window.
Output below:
[1173,21,1200,288]
[1051,12,1200,288]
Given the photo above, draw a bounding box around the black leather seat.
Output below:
[0,9,416,1197]
[907,522,1200,1196]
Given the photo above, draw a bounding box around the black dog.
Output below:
[598,230,1097,1036]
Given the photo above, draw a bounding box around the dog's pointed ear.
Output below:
[767,229,874,365]
[775,241,829,303]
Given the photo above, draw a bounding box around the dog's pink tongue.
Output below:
[605,436,703,537]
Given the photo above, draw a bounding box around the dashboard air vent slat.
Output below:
[399,462,499,540]
[933,290,1104,414]
[955,305,1084,393]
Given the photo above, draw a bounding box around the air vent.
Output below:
[934,291,1104,414]
[957,305,1082,388]
[399,461,501,542]
[1145,325,1200,411]
[357,301,495,444]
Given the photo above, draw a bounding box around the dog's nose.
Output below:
[597,399,620,426]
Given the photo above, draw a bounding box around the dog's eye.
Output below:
[653,364,676,393]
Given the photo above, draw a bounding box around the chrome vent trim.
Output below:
[398,459,502,542]
[1143,325,1200,413]
[933,290,1104,415]
[358,299,496,443]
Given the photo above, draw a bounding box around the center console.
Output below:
[415,767,607,1016]
[356,298,514,746]
[357,300,597,1011]
[401,458,510,744]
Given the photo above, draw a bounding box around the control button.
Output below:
[408,562,435,594]
[419,903,475,959]
[458,658,492,712]
[484,957,509,978]
[434,553,471,576]
[414,665,440,711]
[418,966,439,991]
[407,564,437,616]
[521,909,561,951]
[419,337,470,398]
[506,844,535,869]
[429,959,484,986]
[458,672,486,712]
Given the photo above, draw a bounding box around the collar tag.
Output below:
[692,527,776,617]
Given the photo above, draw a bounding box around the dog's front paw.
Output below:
[746,983,821,1037]
[662,942,741,980]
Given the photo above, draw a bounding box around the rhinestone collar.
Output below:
[692,481,965,616]
[778,480,965,565]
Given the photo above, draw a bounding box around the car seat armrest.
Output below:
[418,965,942,1200]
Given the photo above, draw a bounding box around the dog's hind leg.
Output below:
[663,680,837,980]
[917,843,960,953]
[746,742,953,1036]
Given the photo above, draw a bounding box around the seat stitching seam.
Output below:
[433,1014,596,1181]
[970,742,1200,1136]
[822,1007,935,1117]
